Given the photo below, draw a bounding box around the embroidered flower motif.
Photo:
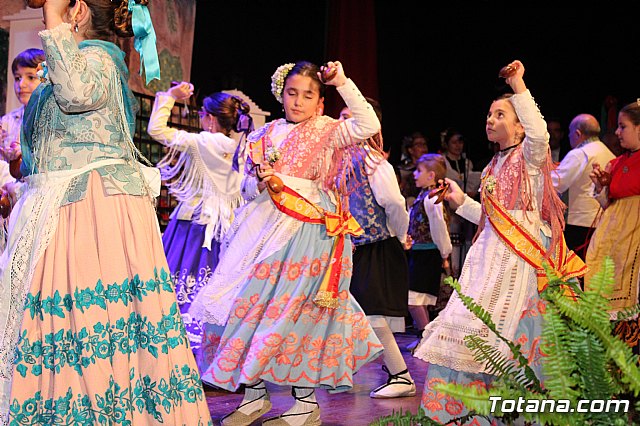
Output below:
[445,400,464,416]
[265,146,282,165]
[309,259,322,277]
[287,263,302,281]
[253,263,271,280]
[270,63,295,103]
[484,175,497,194]
[233,300,250,319]
[421,391,444,412]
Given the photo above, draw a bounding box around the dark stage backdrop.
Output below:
[191,1,640,167]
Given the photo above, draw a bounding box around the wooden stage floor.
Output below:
[204,331,428,425]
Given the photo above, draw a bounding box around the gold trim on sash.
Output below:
[481,176,587,296]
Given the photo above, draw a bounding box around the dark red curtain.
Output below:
[324,0,378,119]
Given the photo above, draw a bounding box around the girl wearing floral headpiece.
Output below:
[0,0,212,424]
[191,60,383,425]
[147,83,252,354]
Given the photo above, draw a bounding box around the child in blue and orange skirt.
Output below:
[190,60,383,426]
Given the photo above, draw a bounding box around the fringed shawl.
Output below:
[156,135,243,246]
[247,116,382,208]
[490,144,566,259]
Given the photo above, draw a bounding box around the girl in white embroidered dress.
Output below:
[413,60,570,425]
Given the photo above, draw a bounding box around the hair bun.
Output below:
[233,96,250,115]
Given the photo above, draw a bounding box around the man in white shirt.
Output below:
[552,114,615,258]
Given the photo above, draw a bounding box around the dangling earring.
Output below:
[74,21,79,33]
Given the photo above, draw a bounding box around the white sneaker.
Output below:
[370,366,416,399]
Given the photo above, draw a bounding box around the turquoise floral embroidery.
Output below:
[97,164,138,185]
[25,268,174,320]
[15,305,188,377]
[29,30,147,202]
[17,268,180,377]
[63,174,90,204]
[9,368,212,425]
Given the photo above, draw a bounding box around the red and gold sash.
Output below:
[268,185,363,308]
[248,130,363,308]
[481,176,587,297]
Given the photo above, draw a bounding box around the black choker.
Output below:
[500,141,522,153]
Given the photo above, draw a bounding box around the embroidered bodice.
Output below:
[26,24,146,205]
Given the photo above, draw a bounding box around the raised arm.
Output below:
[336,80,381,140]
[504,61,549,168]
[321,61,380,142]
[39,23,113,113]
[147,88,197,152]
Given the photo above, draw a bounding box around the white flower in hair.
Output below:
[271,63,295,104]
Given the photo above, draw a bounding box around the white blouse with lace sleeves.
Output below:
[39,23,111,113]
[149,92,243,231]
[334,79,380,144]
[509,90,549,169]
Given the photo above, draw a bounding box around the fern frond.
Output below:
[576,257,617,330]
[569,326,618,400]
[540,303,580,402]
[615,303,640,322]
[369,409,442,425]
[545,286,640,396]
[464,335,534,387]
[445,276,542,392]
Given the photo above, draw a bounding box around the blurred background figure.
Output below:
[551,113,614,260]
[547,117,569,163]
[398,131,429,208]
[435,128,480,319]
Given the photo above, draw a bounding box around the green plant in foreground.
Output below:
[372,258,640,425]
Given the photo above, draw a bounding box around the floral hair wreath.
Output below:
[271,63,295,104]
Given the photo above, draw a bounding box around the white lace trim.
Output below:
[412,210,541,375]
[189,174,323,325]
[0,176,69,419]
[0,159,126,419]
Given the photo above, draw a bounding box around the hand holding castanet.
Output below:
[428,180,450,204]
[267,176,283,194]
[0,193,10,219]
[256,163,283,194]
[498,64,518,79]
[9,154,23,180]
